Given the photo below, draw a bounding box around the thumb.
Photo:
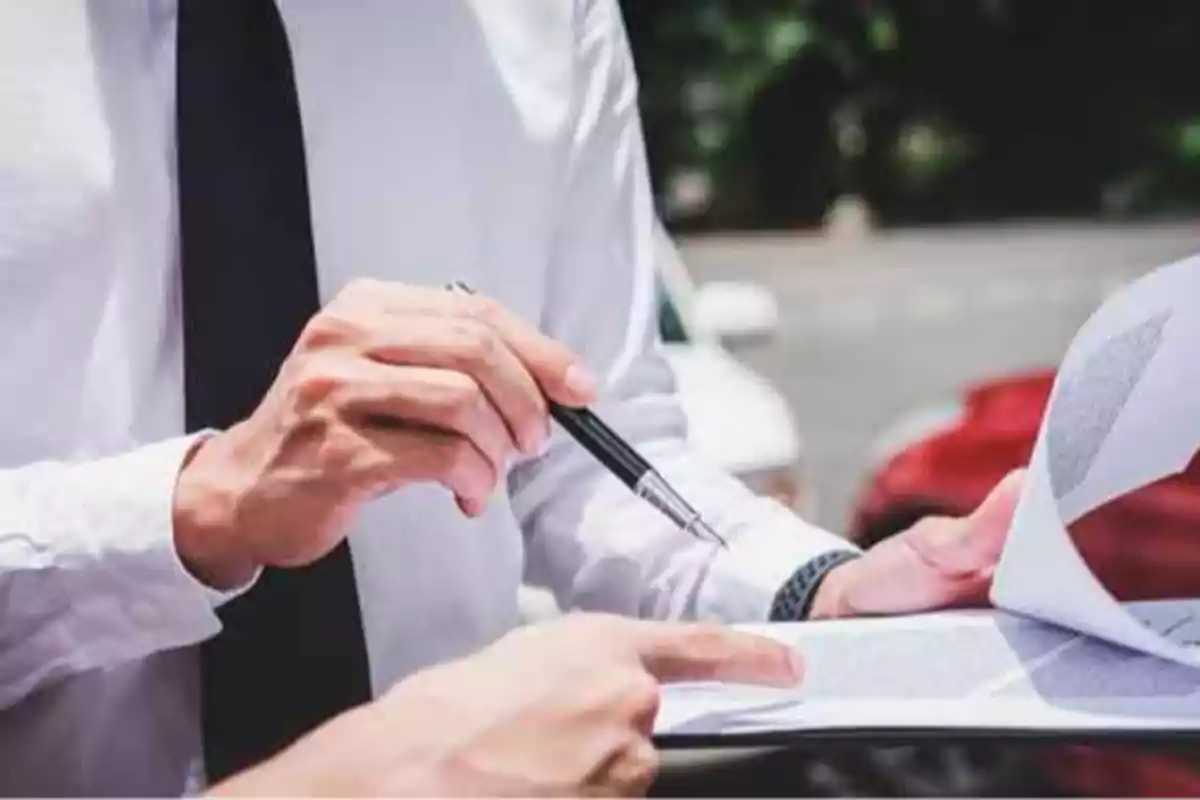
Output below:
[964,467,1026,565]
[971,467,1025,525]
[904,467,1025,577]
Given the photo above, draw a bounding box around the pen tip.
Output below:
[693,519,729,549]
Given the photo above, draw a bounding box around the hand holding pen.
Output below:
[447,281,727,548]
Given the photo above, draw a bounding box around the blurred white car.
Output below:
[652,224,810,511]
[518,225,810,621]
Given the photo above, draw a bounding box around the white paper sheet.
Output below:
[655,601,1200,737]
[990,254,1200,666]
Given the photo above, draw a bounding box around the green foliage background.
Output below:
[621,1,1200,229]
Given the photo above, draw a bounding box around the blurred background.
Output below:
[622,0,1200,534]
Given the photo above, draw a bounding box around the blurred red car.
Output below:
[849,369,1200,797]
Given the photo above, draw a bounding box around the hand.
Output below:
[207,613,803,797]
[810,469,1025,619]
[172,280,598,588]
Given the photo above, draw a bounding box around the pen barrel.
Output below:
[549,405,646,488]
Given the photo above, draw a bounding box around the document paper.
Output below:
[657,254,1200,741]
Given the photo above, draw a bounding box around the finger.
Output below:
[465,297,598,406]
[886,517,1001,611]
[373,285,598,407]
[362,421,498,513]
[907,468,1025,578]
[361,313,551,455]
[633,622,803,688]
[602,737,660,798]
[340,361,516,477]
[905,569,992,610]
[455,494,483,518]
[966,467,1025,557]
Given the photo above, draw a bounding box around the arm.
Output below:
[207,614,798,797]
[0,435,230,710]
[508,0,858,623]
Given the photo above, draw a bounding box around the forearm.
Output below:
[0,435,231,709]
[514,389,858,622]
[512,0,855,623]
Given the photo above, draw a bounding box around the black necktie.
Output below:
[176,0,372,782]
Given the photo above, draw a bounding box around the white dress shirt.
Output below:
[0,0,855,794]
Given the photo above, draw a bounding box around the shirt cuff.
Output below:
[163,430,261,608]
[171,549,262,609]
[694,498,861,622]
[46,434,246,662]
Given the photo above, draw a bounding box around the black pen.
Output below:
[447,280,728,549]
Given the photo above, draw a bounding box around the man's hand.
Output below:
[172,280,598,588]
[207,613,802,797]
[810,469,1025,619]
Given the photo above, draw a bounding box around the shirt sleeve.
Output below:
[0,434,246,711]
[508,0,859,624]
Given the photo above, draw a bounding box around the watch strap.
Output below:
[768,550,861,621]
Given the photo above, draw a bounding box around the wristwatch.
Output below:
[768,550,861,621]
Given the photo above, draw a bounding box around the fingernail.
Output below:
[564,364,598,400]
[787,650,805,685]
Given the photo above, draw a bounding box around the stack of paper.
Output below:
[657,254,1200,744]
